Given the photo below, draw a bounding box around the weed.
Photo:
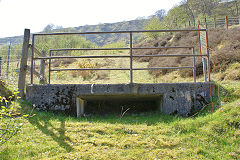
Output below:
[70,59,99,80]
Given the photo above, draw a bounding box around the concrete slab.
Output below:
[26,82,214,117]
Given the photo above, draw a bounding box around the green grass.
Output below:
[0,80,239,160]
[1,53,239,159]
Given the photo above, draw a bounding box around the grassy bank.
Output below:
[0,81,239,160]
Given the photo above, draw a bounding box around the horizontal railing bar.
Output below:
[35,55,130,59]
[133,66,194,70]
[50,66,194,72]
[133,46,194,49]
[50,48,130,51]
[34,54,208,60]
[33,29,207,36]
[133,54,207,57]
[49,46,194,52]
[51,68,130,71]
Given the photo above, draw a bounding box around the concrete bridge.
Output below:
[19,29,213,117]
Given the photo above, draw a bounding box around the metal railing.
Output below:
[31,29,210,84]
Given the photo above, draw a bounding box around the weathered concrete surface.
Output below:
[26,83,214,117]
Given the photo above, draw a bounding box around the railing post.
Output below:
[202,58,207,82]
[205,17,208,29]
[226,16,228,29]
[40,51,46,84]
[18,29,30,98]
[214,17,216,28]
[198,27,207,82]
[31,34,35,84]
[6,42,11,79]
[49,50,52,84]
[206,30,211,82]
[193,47,196,83]
[175,18,178,28]
[129,32,133,84]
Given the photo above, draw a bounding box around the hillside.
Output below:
[133,27,240,81]
[0,19,148,46]
[1,0,240,46]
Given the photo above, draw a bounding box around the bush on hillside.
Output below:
[133,28,240,79]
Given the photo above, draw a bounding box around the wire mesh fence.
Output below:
[0,42,32,87]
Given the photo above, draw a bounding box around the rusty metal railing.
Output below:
[31,29,210,84]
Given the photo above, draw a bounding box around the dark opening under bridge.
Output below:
[19,28,213,117]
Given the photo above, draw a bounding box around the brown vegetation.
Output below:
[133,27,240,78]
[52,58,77,67]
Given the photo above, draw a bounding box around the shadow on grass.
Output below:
[28,113,74,152]
[32,110,183,126]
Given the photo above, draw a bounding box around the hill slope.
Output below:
[0,19,148,46]
[133,27,240,80]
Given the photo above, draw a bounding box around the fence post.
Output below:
[214,17,216,28]
[226,16,228,29]
[18,29,30,98]
[205,17,208,29]
[175,18,178,28]
[40,51,46,84]
[48,50,51,84]
[202,58,207,82]
[6,42,11,78]
[129,32,133,84]
[192,47,196,83]
[206,30,211,82]
[0,57,1,77]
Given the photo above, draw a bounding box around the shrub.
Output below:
[70,59,99,80]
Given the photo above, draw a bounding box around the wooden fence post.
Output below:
[226,16,228,29]
[18,29,30,98]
